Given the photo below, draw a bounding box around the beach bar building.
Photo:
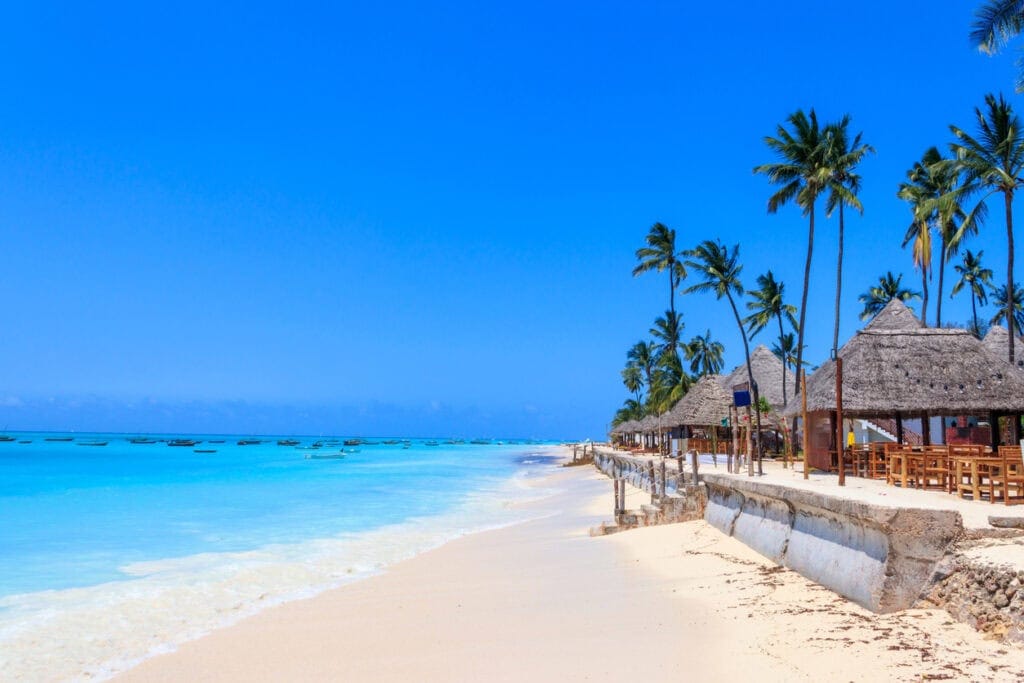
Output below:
[797,299,1024,472]
[663,374,733,454]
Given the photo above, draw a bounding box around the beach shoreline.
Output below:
[114,449,1024,682]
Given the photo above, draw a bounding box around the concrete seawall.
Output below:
[703,474,963,613]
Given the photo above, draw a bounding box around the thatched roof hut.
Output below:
[862,298,923,332]
[720,344,795,410]
[797,303,1024,418]
[982,325,1024,371]
[665,374,732,427]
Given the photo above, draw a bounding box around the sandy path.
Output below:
[117,464,1024,682]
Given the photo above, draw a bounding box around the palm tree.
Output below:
[647,352,690,415]
[771,332,800,377]
[685,330,725,377]
[633,222,686,319]
[824,116,873,351]
[952,249,996,335]
[898,190,933,325]
[950,93,1024,361]
[650,310,685,362]
[626,341,657,397]
[612,398,645,426]
[744,271,798,407]
[754,109,829,392]
[684,239,763,474]
[858,272,922,320]
[971,1,1024,91]
[621,364,643,402]
[990,281,1024,333]
[898,147,980,327]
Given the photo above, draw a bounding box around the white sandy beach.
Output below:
[117,455,1024,682]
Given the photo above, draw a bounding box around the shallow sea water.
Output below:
[0,434,561,681]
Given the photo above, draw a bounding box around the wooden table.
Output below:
[952,455,1002,501]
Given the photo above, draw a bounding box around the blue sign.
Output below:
[733,382,751,407]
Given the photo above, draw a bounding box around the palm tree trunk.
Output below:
[777,314,787,408]
[726,291,762,475]
[920,266,929,326]
[1007,191,1016,363]
[936,240,947,327]
[668,266,675,320]
[971,291,979,336]
[795,205,814,396]
[833,202,844,353]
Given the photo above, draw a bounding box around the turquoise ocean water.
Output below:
[0,433,561,680]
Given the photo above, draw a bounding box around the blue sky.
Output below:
[0,1,1019,438]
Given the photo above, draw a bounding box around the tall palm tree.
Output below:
[951,249,996,335]
[633,222,686,319]
[898,193,933,325]
[858,272,922,320]
[621,364,643,402]
[990,281,1024,333]
[647,352,690,415]
[626,341,657,397]
[650,310,685,362]
[824,116,873,351]
[950,93,1024,361]
[685,330,725,377]
[744,271,798,407]
[684,239,763,474]
[613,398,645,426]
[754,109,829,391]
[898,147,980,327]
[971,1,1024,91]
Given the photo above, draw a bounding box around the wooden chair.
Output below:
[916,445,952,491]
[992,446,1024,505]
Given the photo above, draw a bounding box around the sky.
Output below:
[0,1,1020,439]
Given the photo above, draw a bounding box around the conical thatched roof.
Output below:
[863,298,923,332]
[982,325,1024,372]
[795,324,1024,417]
[720,345,795,410]
[637,414,661,432]
[665,374,732,427]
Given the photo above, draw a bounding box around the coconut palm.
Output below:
[950,93,1024,361]
[621,364,643,402]
[898,191,933,325]
[990,281,1024,333]
[684,239,763,474]
[754,109,829,392]
[744,271,798,407]
[898,147,980,327]
[633,222,686,319]
[647,352,690,415]
[858,272,922,320]
[650,310,685,362]
[612,398,645,426]
[771,332,800,377]
[952,249,996,335]
[626,341,657,396]
[824,116,873,351]
[971,1,1024,91]
[685,330,725,377]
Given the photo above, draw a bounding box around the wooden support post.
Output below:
[691,450,699,484]
[801,369,809,480]
[660,459,667,493]
[896,413,904,445]
[730,406,739,474]
[922,413,931,446]
[991,411,1001,451]
[836,357,845,487]
[613,478,620,516]
[745,405,754,476]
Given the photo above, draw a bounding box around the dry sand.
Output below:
[117,460,1024,682]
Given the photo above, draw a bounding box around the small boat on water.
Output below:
[424,440,439,446]
[18,440,31,444]
[237,440,262,446]
[194,449,217,454]
[382,440,401,445]
[0,436,16,442]
[343,439,361,446]
[277,439,300,446]
[129,438,158,444]
[44,437,73,442]
[208,440,226,444]
[168,439,200,447]
[470,439,491,445]
[77,441,108,447]
[305,452,346,460]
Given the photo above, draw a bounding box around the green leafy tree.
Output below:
[744,271,798,407]
[950,93,1024,361]
[612,398,645,426]
[824,116,873,350]
[647,352,690,415]
[771,332,801,377]
[684,239,763,474]
[685,330,725,377]
[621,364,643,402]
[626,341,657,398]
[951,249,996,335]
[633,222,686,320]
[754,109,829,393]
[650,310,685,363]
[858,272,922,320]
